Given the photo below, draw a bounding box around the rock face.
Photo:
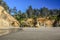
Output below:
[0,18,9,28]
[37,17,55,27]
[0,6,20,36]
[0,6,20,28]
[22,17,55,27]
[20,18,53,28]
[21,18,34,27]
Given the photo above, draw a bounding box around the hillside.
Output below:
[0,6,20,36]
[0,6,20,28]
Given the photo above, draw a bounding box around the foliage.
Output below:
[2,0,60,27]
[10,6,60,26]
[0,0,9,12]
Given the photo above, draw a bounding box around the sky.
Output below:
[3,0,60,12]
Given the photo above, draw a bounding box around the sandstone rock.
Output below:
[0,6,20,36]
[0,6,20,27]
[37,17,54,27]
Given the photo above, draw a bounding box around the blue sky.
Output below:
[3,0,60,12]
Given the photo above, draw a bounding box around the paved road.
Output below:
[0,27,60,40]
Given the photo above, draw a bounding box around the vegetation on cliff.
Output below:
[0,0,60,27]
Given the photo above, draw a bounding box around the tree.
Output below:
[0,0,2,5]
[13,7,17,14]
[8,8,12,15]
[26,5,33,18]
[17,10,22,21]
[40,7,49,17]
[17,10,21,15]
[49,10,53,16]
[11,7,18,20]
[0,0,9,11]
[52,9,59,16]
[0,0,9,13]
[33,9,40,17]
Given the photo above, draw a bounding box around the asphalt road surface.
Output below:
[0,27,60,40]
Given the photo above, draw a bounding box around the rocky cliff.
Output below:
[0,6,20,36]
[0,6,20,28]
